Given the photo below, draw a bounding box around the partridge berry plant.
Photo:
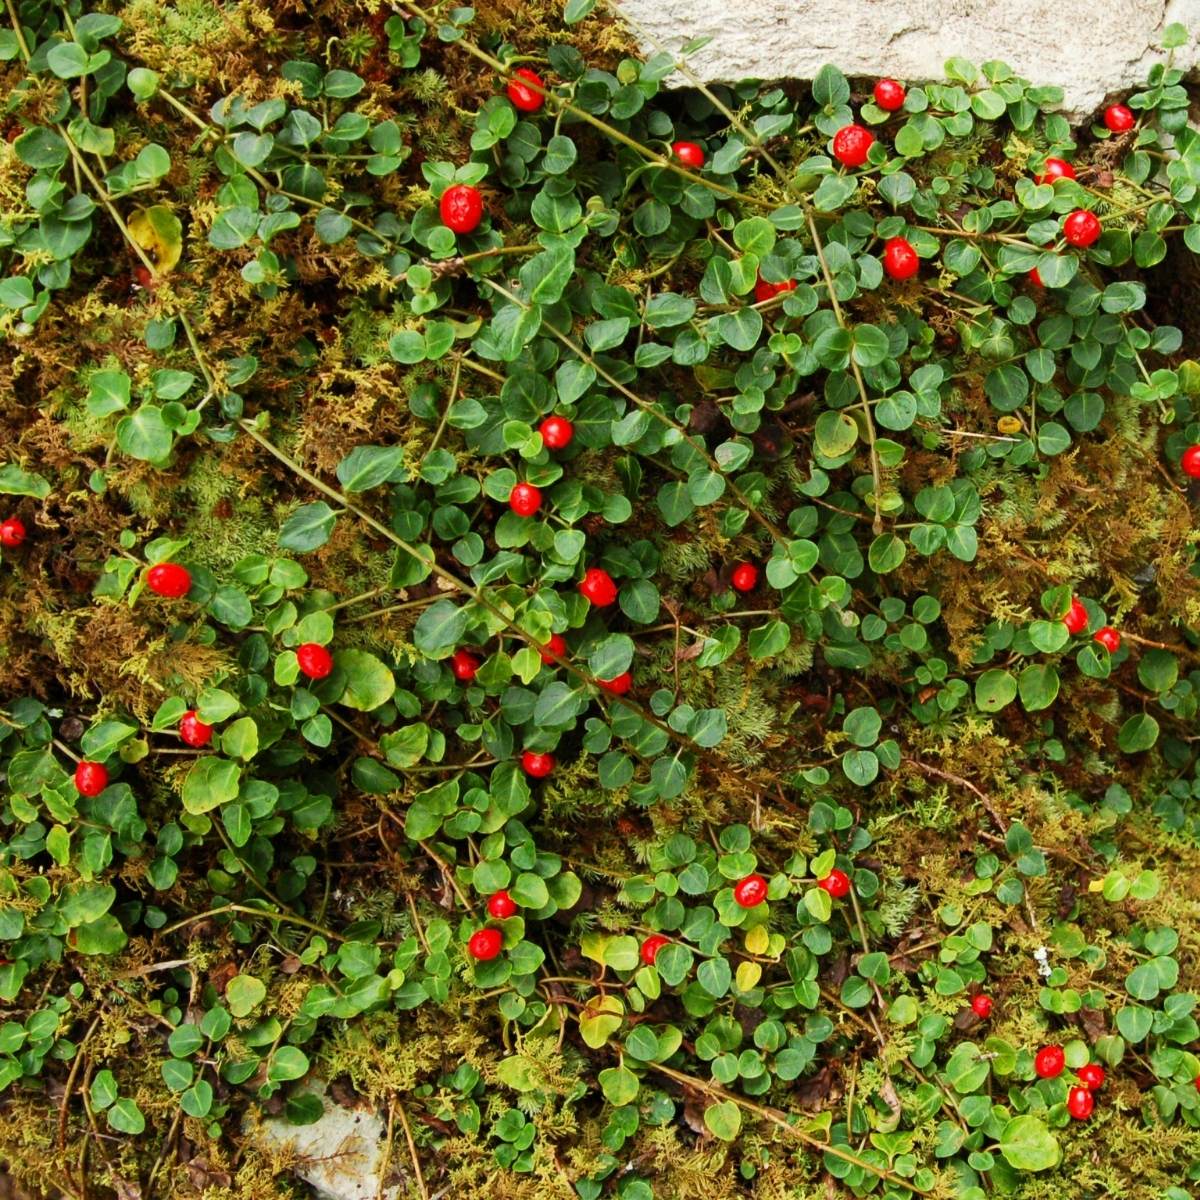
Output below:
[2,2,1200,1197]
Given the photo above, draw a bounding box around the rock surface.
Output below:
[614,0,1200,122]
[252,1081,398,1200]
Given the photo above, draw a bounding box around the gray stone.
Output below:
[251,1081,398,1200]
[614,0,1200,122]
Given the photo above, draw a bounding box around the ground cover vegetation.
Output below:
[2,1,1200,1196]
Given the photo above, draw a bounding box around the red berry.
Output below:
[509,482,542,517]
[487,890,517,919]
[832,124,874,167]
[672,140,705,167]
[882,237,919,280]
[297,642,334,680]
[0,516,26,548]
[1194,1074,1200,1092]
[439,184,484,235]
[451,648,480,682]
[1034,1045,1065,1079]
[971,994,993,1019]
[539,416,574,450]
[1104,103,1135,133]
[1066,1086,1094,1120]
[731,562,758,592]
[1093,626,1121,654]
[873,78,906,111]
[1062,596,1088,635]
[521,750,555,778]
[1029,267,1044,287]
[733,873,768,908]
[579,567,618,607]
[179,710,213,748]
[74,760,108,797]
[1036,157,1076,184]
[754,275,796,304]
[640,933,669,965]
[467,927,503,960]
[1063,210,1101,248]
[818,869,851,898]
[598,672,632,695]
[1076,1063,1106,1090]
[540,633,568,664]
[1179,445,1200,478]
[507,67,545,113]
[146,562,191,599]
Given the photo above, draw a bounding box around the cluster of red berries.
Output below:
[1034,1043,1109,1120]
[438,68,547,236]
[1061,595,1121,653]
[466,889,522,960]
[632,867,850,965]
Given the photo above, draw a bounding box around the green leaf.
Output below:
[975,669,1017,713]
[413,599,467,656]
[336,445,406,492]
[181,756,242,814]
[814,411,859,458]
[598,1065,639,1105]
[336,649,396,711]
[107,1098,145,1135]
[279,502,337,552]
[116,405,173,462]
[267,1045,310,1083]
[226,973,267,1018]
[1117,713,1159,753]
[0,465,50,498]
[704,1100,742,1141]
[998,1115,1061,1172]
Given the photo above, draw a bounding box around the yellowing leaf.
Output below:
[129,204,183,274]
[744,924,769,955]
[735,961,762,992]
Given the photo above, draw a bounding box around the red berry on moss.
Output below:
[1063,210,1101,248]
[467,927,503,960]
[873,78,906,111]
[539,415,574,450]
[521,750,555,778]
[507,67,545,113]
[1036,157,1076,184]
[540,633,568,664]
[672,140,705,167]
[179,710,213,748]
[733,873,768,908]
[1076,1063,1106,1090]
[1034,1045,1065,1078]
[1062,596,1088,635]
[297,642,334,680]
[1093,626,1121,654]
[818,869,851,898]
[598,672,632,695]
[74,760,108,797]
[754,275,796,304]
[731,562,758,592]
[882,237,919,280]
[439,184,484,234]
[146,562,191,599]
[579,567,618,607]
[1180,445,1200,478]
[971,994,993,1019]
[832,124,874,167]
[451,648,480,682]
[1066,1086,1094,1120]
[487,890,517,919]
[0,516,26,548]
[1104,103,1134,133]
[640,933,669,965]
[509,482,542,517]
